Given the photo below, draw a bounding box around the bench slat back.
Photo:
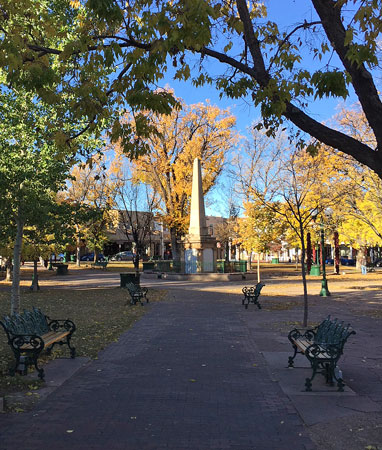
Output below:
[1,308,49,336]
[314,316,354,348]
[314,316,332,342]
[126,282,139,294]
[242,282,265,296]
[254,282,265,295]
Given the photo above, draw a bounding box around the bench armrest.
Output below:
[287,327,316,342]
[305,342,341,361]
[48,319,76,334]
[10,334,44,352]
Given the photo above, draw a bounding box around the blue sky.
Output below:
[158,0,359,216]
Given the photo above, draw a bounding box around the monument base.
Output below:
[181,234,217,274]
[141,272,249,281]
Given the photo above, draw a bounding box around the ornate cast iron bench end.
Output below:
[1,307,77,380]
[287,316,355,392]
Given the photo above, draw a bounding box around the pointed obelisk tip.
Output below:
[189,158,208,236]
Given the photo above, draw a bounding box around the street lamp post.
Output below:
[319,218,330,297]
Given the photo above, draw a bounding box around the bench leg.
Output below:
[128,295,142,306]
[305,362,319,391]
[336,378,345,392]
[31,352,45,380]
[66,336,76,358]
[332,365,345,392]
[10,350,21,376]
[254,297,262,309]
[287,346,298,367]
[325,363,335,386]
[47,337,76,359]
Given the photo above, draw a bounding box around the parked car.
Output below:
[340,257,356,266]
[80,253,105,261]
[325,257,356,266]
[110,251,135,261]
[55,253,65,262]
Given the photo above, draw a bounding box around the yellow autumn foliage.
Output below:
[116,99,237,236]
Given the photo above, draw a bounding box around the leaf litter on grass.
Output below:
[0,286,167,401]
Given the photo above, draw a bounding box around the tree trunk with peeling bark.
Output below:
[30,259,40,291]
[299,224,309,327]
[76,230,81,266]
[170,227,178,262]
[11,214,24,314]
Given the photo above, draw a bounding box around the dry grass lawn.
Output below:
[0,286,166,397]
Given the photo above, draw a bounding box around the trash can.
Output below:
[142,262,156,271]
[239,260,247,273]
[120,273,140,287]
[56,264,68,275]
[271,258,279,264]
[310,265,321,276]
[70,254,75,262]
[216,260,225,273]
[156,261,171,272]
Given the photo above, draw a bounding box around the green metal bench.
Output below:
[126,282,149,306]
[91,261,108,270]
[242,282,265,309]
[287,316,356,391]
[0,307,76,380]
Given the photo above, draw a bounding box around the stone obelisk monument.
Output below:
[181,158,217,273]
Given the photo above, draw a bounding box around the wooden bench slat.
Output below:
[19,330,70,350]
[42,331,70,347]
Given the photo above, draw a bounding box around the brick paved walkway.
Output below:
[0,289,315,450]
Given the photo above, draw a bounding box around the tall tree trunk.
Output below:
[170,227,178,261]
[225,242,230,262]
[334,231,340,275]
[134,251,140,277]
[30,259,40,291]
[11,214,24,314]
[257,253,261,283]
[306,232,312,274]
[299,225,309,327]
[160,222,165,259]
[76,229,81,266]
